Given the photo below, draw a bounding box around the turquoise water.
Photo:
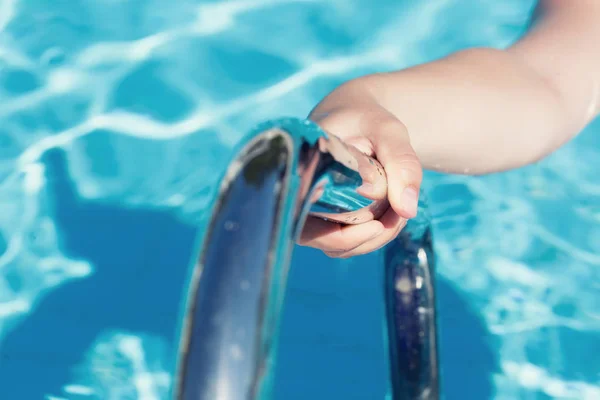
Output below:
[1,0,599,399]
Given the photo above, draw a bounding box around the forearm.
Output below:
[364,48,571,174]
[360,2,600,174]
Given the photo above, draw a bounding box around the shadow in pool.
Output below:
[0,149,499,399]
[274,247,500,400]
[0,149,197,398]
[436,277,500,400]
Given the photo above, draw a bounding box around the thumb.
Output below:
[370,118,422,219]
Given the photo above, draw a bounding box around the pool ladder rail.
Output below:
[173,118,439,400]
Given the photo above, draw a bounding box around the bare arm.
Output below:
[356,0,600,174]
[302,1,600,257]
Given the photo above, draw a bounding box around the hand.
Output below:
[298,80,423,258]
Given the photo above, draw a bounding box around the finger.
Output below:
[368,117,423,219]
[347,137,387,200]
[298,216,384,252]
[332,134,387,201]
[313,110,387,200]
[327,207,407,258]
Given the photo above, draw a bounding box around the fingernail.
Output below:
[401,186,419,218]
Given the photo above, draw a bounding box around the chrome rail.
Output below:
[173,118,439,400]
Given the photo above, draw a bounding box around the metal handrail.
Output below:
[173,118,439,400]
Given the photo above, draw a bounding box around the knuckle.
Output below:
[399,159,424,180]
[395,150,420,163]
[391,156,423,184]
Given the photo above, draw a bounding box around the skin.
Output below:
[299,0,600,258]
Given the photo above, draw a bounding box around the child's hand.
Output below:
[298,80,423,258]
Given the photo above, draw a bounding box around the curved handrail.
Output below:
[384,198,439,399]
[173,118,439,400]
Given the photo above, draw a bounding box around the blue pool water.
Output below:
[1,0,599,398]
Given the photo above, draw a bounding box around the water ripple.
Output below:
[0,0,598,398]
